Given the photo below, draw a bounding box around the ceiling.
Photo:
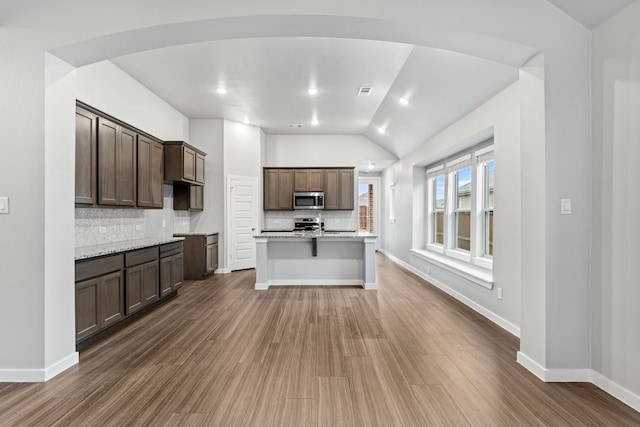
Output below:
[105,1,635,163]
[112,38,518,160]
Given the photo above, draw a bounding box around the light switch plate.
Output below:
[0,197,9,214]
[561,198,572,215]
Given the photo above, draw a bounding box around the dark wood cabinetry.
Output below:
[294,169,323,192]
[175,233,218,279]
[75,241,183,348]
[264,167,354,210]
[323,168,354,210]
[137,135,164,208]
[75,101,168,209]
[264,169,294,210]
[173,184,203,211]
[97,117,137,206]
[125,247,160,315]
[75,254,124,342]
[164,141,206,185]
[75,107,98,205]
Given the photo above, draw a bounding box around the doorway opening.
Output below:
[358,177,380,248]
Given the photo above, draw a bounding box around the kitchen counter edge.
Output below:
[75,237,185,261]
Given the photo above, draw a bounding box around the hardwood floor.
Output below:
[1,253,639,426]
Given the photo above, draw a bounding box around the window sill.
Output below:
[411,248,494,290]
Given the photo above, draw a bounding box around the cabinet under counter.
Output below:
[174,233,218,280]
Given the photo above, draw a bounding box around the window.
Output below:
[425,143,494,270]
[454,166,472,251]
[433,174,445,245]
[483,160,494,257]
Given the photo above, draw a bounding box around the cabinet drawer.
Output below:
[206,234,218,245]
[125,246,158,267]
[76,254,124,282]
[160,241,183,257]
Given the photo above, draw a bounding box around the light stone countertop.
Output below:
[254,231,377,239]
[173,232,218,236]
[75,237,185,261]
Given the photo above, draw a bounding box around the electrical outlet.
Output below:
[99,226,107,234]
[135,225,142,231]
[162,219,166,228]
[497,287,503,300]
[0,197,9,214]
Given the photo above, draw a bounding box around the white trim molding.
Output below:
[380,250,518,336]
[517,352,640,413]
[0,352,79,382]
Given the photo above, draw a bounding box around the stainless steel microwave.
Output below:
[293,192,324,210]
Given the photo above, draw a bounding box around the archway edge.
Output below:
[50,14,539,68]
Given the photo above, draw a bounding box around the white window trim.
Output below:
[412,248,493,290]
[424,143,494,282]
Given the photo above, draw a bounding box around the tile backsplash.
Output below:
[75,184,190,247]
[263,210,357,231]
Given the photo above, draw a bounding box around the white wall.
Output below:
[189,119,224,239]
[76,61,189,141]
[592,1,640,405]
[381,82,522,332]
[265,134,397,167]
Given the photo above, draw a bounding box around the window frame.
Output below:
[425,144,494,270]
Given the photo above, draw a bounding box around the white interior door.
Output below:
[228,176,257,271]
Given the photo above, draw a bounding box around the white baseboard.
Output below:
[380,250,520,337]
[215,268,231,274]
[0,352,78,383]
[517,351,640,412]
[592,370,640,413]
[255,279,365,290]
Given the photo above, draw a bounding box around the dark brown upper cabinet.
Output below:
[264,169,294,211]
[324,168,354,210]
[164,141,206,185]
[75,106,98,205]
[97,117,137,206]
[294,169,323,192]
[173,184,203,211]
[137,135,164,208]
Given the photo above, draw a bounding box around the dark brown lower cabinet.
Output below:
[125,260,159,315]
[76,242,183,347]
[160,242,184,297]
[174,233,218,280]
[75,254,124,342]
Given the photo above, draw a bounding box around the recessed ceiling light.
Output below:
[308,88,318,95]
[378,127,386,134]
[243,117,250,124]
[399,97,409,106]
[216,87,227,94]
[311,119,319,126]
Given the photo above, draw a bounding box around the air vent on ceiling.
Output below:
[357,87,373,96]
[288,123,304,128]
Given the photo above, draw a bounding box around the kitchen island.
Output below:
[253,231,377,290]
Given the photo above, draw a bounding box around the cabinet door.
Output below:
[323,169,339,210]
[142,261,159,305]
[195,153,205,184]
[118,127,137,206]
[278,170,294,210]
[189,185,204,210]
[100,270,124,327]
[160,256,173,297]
[183,146,196,182]
[150,141,164,208]
[75,107,97,205]
[309,169,324,191]
[264,169,279,210]
[338,169,354,210]
[125,264,144,315]
[75,277,100,341]
[138,137,164,208]
[98,118,118,205]
[137,136,152,207]
[171,253,184,290]
[294,170,309,192]
[206,244,215,274]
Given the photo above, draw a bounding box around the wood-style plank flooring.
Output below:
[1,253,639,426]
